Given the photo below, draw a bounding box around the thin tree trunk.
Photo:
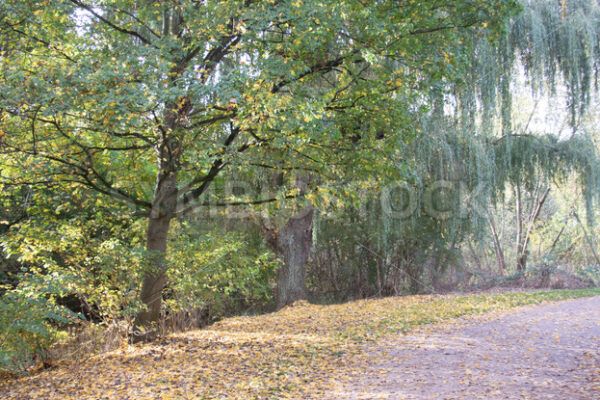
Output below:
[515,183,525,271]
[375,257,384,296]
[545,217,568,256]
[487,214,506,276]
[513,185,550,273]
[467,239,483,270]
[518,187,550,272]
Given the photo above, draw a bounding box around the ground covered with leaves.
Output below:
[336,294,600,399]
[1,289,599,399]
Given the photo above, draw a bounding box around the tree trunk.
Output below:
[487,214,506,276]
[515,183,525,271]
[261,206,314,309]
[132,155,178,341]
[132,215,172,341]
[516,185,549,272]
[258,174,314,309]
[276,207,313,308]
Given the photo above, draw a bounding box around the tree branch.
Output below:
[68,0,154,46]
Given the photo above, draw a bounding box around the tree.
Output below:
[0,0,518,338]
[307,0,600,294]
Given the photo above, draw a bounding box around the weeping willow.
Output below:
[423,0,600,269]
[466,0,600,125]
[422,0,600,262]
[310,0,600,296]
[465,0,600,210]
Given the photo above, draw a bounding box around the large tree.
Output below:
[0,0,518,338]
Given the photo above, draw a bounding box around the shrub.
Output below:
[166,225,279,325]
[0,276,81,373]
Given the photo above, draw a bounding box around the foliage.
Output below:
[166,221,279,319]
[307,0,600,293]
[0,193,279,316]
[458,0,600,127]
[0,0,521,325]
[309,110,600,298]
[337,0,600,286]
[578,265,600,286]
[0,0,519,214]
[1,201,147,322]
[1,289,598,397]
[0,275,81,373]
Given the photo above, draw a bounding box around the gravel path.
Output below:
[334,296,600,400]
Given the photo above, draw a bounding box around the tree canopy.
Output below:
[0,0,519,334]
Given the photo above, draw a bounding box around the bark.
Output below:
[261,206,313,309]
[519,187,550,271]
[132,215,172,341]
[516,186,550,272]
[132,141,179,341]
[258,174,314,308]
[276,207,313,308]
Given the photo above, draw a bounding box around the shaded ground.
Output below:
[333,296,600,400]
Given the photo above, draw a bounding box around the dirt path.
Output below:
[332,296,600,400]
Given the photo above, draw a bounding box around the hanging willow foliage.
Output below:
[311,0,600,296]
[465,0,600,125]
[382,0,600,240]
[422,0,600,245]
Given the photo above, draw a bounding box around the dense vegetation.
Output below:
[0,0,600,375]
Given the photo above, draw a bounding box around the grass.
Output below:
[1,289,599,399]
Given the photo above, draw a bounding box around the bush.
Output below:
[577,265,600,286]
[166,224,279,326]
[0,276,81,373]
[2,216,147,324]
[0,202,278,356]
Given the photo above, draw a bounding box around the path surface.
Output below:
[333,296,600,400]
